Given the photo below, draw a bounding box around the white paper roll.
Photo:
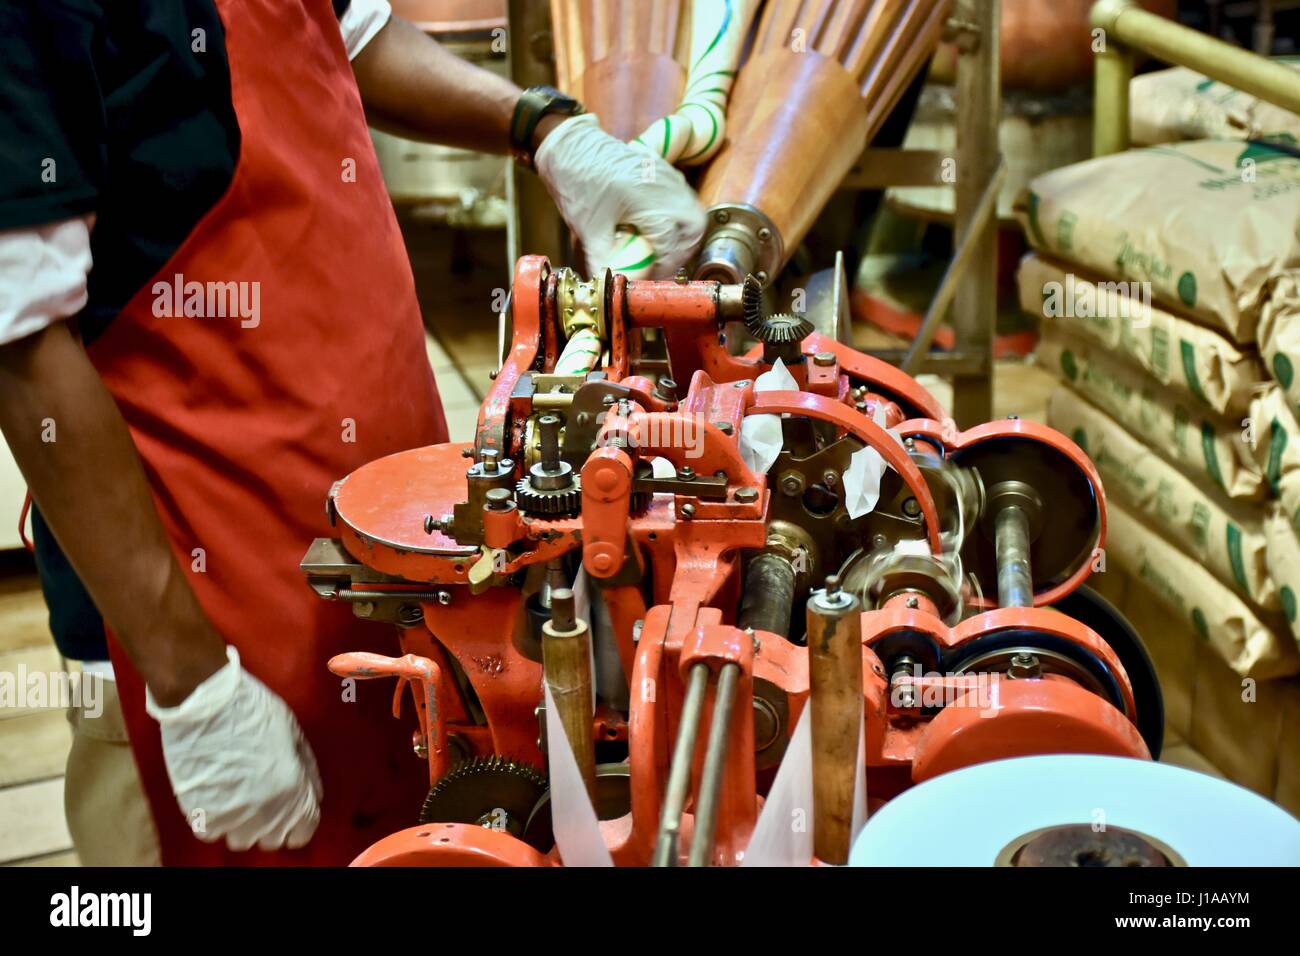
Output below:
[850,755,1300,867]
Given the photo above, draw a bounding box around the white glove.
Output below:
[536,113,707,279]
[146,646,323,852]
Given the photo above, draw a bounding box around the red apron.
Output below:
[89,0,448,864]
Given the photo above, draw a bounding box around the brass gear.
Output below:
[418,755,549,846]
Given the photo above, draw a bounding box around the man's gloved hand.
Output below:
[536,113,707,279]
[145,646,322,852]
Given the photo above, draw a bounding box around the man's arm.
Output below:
[349,16,706,279]
[350,15,564,155]
[0,321,227,706]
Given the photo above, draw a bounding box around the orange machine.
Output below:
[302,257,1162,866]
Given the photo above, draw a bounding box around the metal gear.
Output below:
[741,273,766,336]
[418,755,549,845]
[751,312,814,344]
[515,476,583,516]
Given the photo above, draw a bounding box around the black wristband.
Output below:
[509,86,585,169]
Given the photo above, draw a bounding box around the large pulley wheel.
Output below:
[1050,584,1164,758]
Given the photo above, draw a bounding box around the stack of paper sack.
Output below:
[1014,130,1300,814]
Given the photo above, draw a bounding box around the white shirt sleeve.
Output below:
[339,0,393,60]
[0,215,94,347]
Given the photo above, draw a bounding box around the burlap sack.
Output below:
[1265,505,1300,647]
[1037,330,1263,500]
[1104,502,1299,679]
[1020,253,1266,416]
[1256,270,1300,410]
[1129,61,1300,146]
[1015,139,1300,343]
[1049,388,1276,610]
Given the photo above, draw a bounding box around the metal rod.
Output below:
[1092,41,1135,156]
[687,662,740,867]
[738,553,797,638]
[901,159,1007,376]
[651,662,710,866]
[1091,0,1300,115]
[806,579,864,865]
[994,504,1033,608]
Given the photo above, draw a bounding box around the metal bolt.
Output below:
[678,466,696,481]
[436,590,452,606]
[714,209,730,224]
[905,596,919,609]
[481,449,500,475]
[424,514,436,535]
[755,271,768,284]
[733,380,750,389]
[412,732,429,759]
[485,487,514,511]
[1007,414,1020,420]
[902,497,921,518]
[355,601,375,619]
[757,227,772,242]
[822,469,839,489]
[780,472,804,497]
[813,351,836,367]
[1008,652,1042,680]
[674,269,689,285]
[735,486,759,503]
[680,502,697,519]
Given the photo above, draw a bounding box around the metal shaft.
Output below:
[687,662,740,867]
[651,662,710,866]
[541,589,597,800]
[806,580,863,865]
[993,504,1033,608]
[738,553,796,638]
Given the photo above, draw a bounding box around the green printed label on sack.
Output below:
[1179,340,1209,406]
[1190,501,1211,548]
[1150,327,1170,378]
[1274,353,1295,390]
[1283,586,1298,624]
[1268,416,1288,494]
[1191,607,1210,641]
[1226,523,1249,591]
[1201,421,1225,490]
[1060,349,1078,382]
[1177,271,1198,309]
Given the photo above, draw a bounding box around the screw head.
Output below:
[813,351,836,367]
[680,502,697,519]
[677,466,696,481]
[902,497,922,518]
[714,209,730,224]
[485,487,514,510]
[437,590,452,606]
[735,486,759,503]
[757,227,772,241]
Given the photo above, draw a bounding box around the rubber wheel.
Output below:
[1050,584,1164,759]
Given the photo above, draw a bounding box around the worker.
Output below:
[0,0,704,865]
